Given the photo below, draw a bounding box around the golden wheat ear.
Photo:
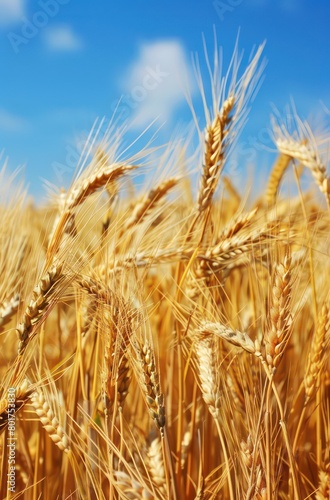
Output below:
[193,330,235,499]
[133,339,166,432]
[266,153,292,206]
[45,120,155,264]
[273,109,330,208]
[124,176,180,230]
[16,263,63,355]
[198,321,256,354]
[304,303,330,402]
[266,254,292,370]
[47,163,137,262]
[197,96,235,213]
[0,293,20,332]
[192,40,265,217]
[30,388,70,453]
[102,294,134,417]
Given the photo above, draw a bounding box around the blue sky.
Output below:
[0,0,329,198]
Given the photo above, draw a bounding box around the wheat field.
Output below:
[0,43,329,499]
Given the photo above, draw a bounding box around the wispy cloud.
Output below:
[0,109,28,132]
[118,39,194,129]
[0,0,25,27]
[43,24,83,52]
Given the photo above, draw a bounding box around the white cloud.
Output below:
[43,24,83,52]
[119,40,194,129]
[0,0,25,27]
[0,109,28,132]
